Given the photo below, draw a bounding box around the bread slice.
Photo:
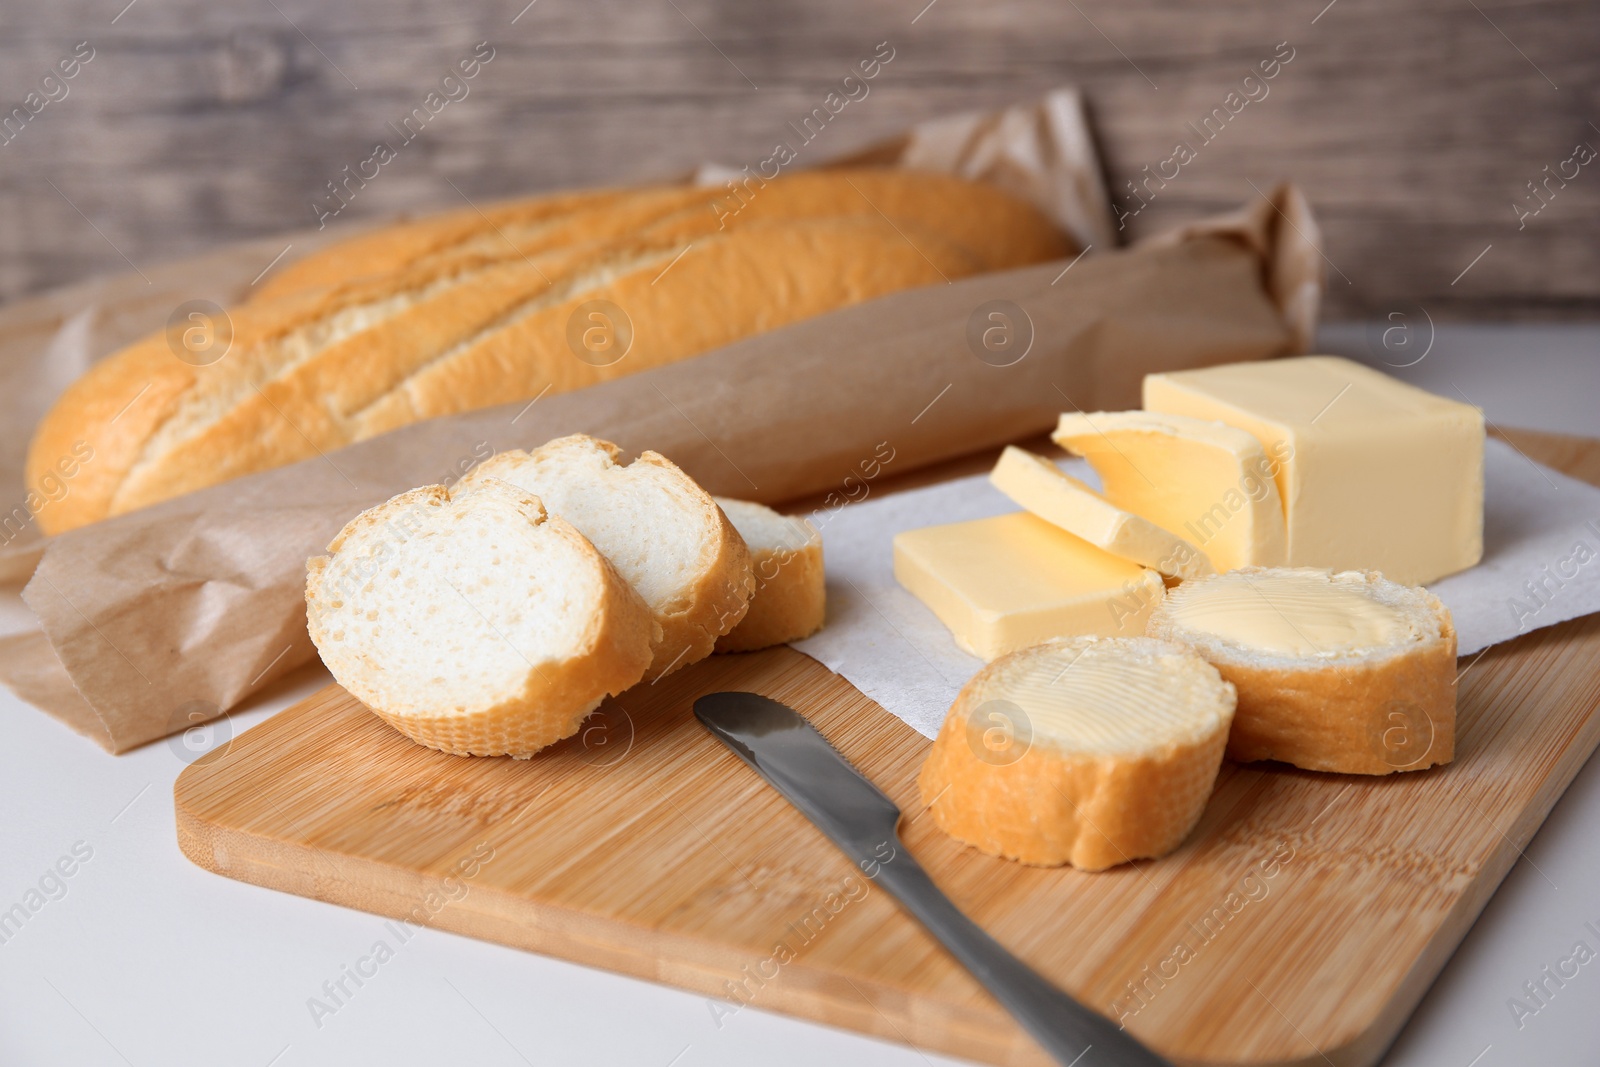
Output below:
[1051,411,1287,572]
[30,169,1068,534]
[305,479,655,758]
[1146,567,1456,774]
[457,436,751,679]
[710,497,825,652]
[989,445,1214,579]
[918,636,1235,871]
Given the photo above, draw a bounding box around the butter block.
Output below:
[1143,356,1485,584]
[1051,411,1287,573]
[894,512,1164,660]
[989,446,1214,579]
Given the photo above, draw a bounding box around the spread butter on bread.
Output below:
[457,435,751,680]
[918,636,1235,871]
[1147,566,1456,775]
[305,479,655,758]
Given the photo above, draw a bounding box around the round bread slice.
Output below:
[711,497,825,652]
[1146,567,1456,775]
[457,435,751,680]
[305,479,655,758]
[918,636,1235,871]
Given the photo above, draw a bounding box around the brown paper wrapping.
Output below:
[0,90,1322,752]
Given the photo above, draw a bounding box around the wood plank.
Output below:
[176,435,1600,1066]
[2,0,1595,318]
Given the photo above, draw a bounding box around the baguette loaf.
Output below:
[918,637,1235,870]
[29,169,1070,534]
[710,497,825,652]
[305,479,656,758]
[457,435,751,680]
[1146,567,1456,774]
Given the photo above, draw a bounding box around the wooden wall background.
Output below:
[0,0,1595,319]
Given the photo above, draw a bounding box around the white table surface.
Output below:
[1,324,1596,1067]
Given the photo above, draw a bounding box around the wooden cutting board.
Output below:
[175,431,1600,1067]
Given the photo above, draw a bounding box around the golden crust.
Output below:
[259,169,1072,301]
[919,725,1228,871]
[350,218,978,434]
[917,639,1233,871]
[29,170,1068,534]
[714,533,824,653]
[304,483,655,758]
[255,186,641,301]
[636,452,753,679]
[1169,613,1456,775]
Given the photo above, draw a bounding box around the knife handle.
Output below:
[870,849,1171,1067]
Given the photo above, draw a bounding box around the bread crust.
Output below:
[714,541,824,652]
[917,637,1234,871]
[255,186,641,301]
[28,170,1068,534]
[259,170,1071,302]
[305,482,655,758]
[712,500,825,653]
[1147,568,1458,775]
[645,470,751,678]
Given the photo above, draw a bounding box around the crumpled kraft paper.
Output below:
[0,89,1322,752]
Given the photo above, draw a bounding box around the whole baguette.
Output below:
[28,170,1070,533]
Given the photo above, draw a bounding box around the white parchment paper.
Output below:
[794,439,1600,739]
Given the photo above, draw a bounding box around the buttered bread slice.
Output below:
[918,637,1235,871]
[1052,411,1287,572]
[711,497,825,653]
[989,445,1214,579]
[1147,567,1456,775]
[305,480,656,758]
[458,436,751,679]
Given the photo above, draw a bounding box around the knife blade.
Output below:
[694,691,1171,1067]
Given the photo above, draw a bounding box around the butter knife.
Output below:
[694,691,1170,1067]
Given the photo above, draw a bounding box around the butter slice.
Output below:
[894,513,1164,660]
[1051,411,1287,573]
[989,446,1214,579]
[1143,356,1485,584]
